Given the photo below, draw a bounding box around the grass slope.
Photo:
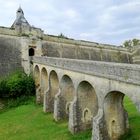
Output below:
[0,104,91,140]
[0,96,139,140]
[123,96,140,140]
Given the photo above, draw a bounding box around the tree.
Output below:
[123,38,140,48]
[58,33,68,39]
[123,40,132,48]
[132,39,139,46]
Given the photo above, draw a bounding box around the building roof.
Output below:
[11,7,30,28]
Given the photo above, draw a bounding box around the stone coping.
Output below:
[43,34,129,52]
[33,56,140,85]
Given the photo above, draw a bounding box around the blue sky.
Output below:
[0,0,140,45]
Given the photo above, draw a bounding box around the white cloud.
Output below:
[65,9,78,19]
[0,0,140,45]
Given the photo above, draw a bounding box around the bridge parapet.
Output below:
[33,57,140,85]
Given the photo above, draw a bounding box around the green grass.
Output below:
[0,103,91,140]
[0,96,139,140]
[123,96,140,140]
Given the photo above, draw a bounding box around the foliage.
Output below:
[58,33,68,39]
[21,33,30,37]
[0,79,9,98]
[123,38,140,48]
[120,96,140,140]
[6,96,35,109]
[0,71,35,98]
[123,40,132,48]
[132,39,139,46]
[119,129,138,140]
[0,96,35,113]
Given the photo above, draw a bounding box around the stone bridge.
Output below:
[33,56,140,140]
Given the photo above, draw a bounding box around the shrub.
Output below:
[119,129,138,140]
[0,71,35,98]
[6,96,35,109]
[0,79,9,98]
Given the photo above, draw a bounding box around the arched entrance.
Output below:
[104,91,128,140]
[60,75,75,118]
[34,65,40,88]
[40,67,48,103]
[49,70,59,112]
[77,81,98,130]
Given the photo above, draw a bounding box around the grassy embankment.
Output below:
[0,96,139,140]
[122,96,140,140]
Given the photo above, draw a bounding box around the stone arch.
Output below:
[103,91,129,140]
[77,81,98,130]
[40,67,48,103]
[49,70,59,112]
[34,65,40,88]
[60,75,75,118]
[41,67,48,91]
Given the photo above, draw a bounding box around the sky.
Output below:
[0,0,140,45]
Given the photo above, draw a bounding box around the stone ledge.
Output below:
[33,57,140,86]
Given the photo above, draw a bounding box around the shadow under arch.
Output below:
[103,90,140,140]
[34,65,40,88]
[60,74,75,119]
[40,67,49,103]
[49,70,59,112]
[77,81,98,131]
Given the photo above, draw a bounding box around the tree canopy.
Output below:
[123,39,140,48]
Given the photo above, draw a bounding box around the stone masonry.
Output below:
[0,7,140,140]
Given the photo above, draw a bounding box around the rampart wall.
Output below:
[0,27,17,36]
[43,35,132,63]
[0,26,138,78]
[0,34,22,78]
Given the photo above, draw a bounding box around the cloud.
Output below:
[83,0,140,44]
[64,9,78,19]
[0,0,140,45]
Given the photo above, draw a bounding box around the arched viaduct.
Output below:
[33,56,140,140]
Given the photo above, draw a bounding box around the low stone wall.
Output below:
[33,56,140,85]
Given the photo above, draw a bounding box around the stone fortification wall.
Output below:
[0,26,43,78]
[131,46,140,64]
[15,26,43,39]
[0,27,17,36]
[42,35,132,63]
[0,35,22,78]
[0,27,133,66]
[0,26,43,39]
